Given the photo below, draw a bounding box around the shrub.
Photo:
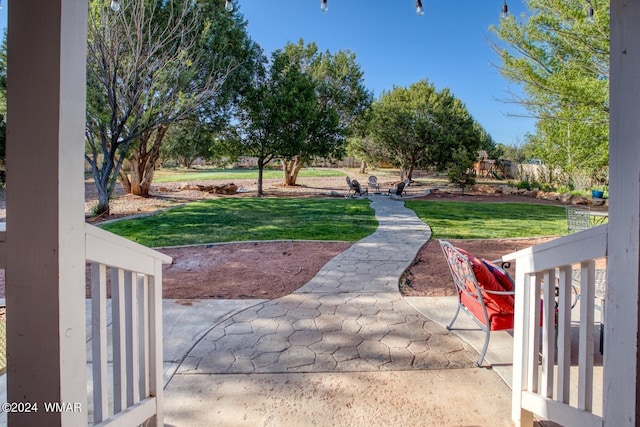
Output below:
[447,148,476,194]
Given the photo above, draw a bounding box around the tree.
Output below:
[234,49,318,196]
[369,80,487,180]
[347,133,382,174]
[447,148,476,194]
[161,120,217,168]
[85,0,258,215]
[497,139,535,164]
[345,107,383,174]
[229,40,371,192]
[490,0,609,176]
[119,1,262,197]
[278,41,372,186]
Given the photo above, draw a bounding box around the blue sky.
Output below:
[238,0,536,146]
[0,2,4,40]
[0,0,535,146]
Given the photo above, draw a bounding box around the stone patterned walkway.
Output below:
[177,196,476,375]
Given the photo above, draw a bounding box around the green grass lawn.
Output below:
[153,167,345,183]
[101,198,377,247]
[405,200,568,239]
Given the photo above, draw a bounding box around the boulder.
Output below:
[473,184,496,194]
[542,192,560,201]
[501,186,518,195]
[570,195,588,205]
[591,197,606,206]
[212,183,238,195]
[558,193,573,203]
[197,184,214,192]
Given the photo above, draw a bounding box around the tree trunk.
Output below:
[88,155,121,217]
[406,163,415,181]
[257,158,265,196]
[118,168,132,194]
[95,185,110,217]
[282,159,294,186]
[400,166,407,180]
[359,159,367,174]
[127,126,168,197]
[282,156,305,186]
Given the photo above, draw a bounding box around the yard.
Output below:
[60,168,574,300]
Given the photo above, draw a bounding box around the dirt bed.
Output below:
[159,241,352,299]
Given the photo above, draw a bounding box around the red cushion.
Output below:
[482,259,515,307]
[482,259,514,290]
[455,247,514,314]
[460,292,514,330]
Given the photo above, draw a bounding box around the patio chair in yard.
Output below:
[566,206,591,232]
[439,240,516,367]
[367,175,380,193]
[346,176,368,196]
[389,178,409,196]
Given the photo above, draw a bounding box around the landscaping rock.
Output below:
[542,192,560,201]
[559,193,572,203]
[501,186,518,195]
[197,184,214,192]
[592,197,606,206]
[473,184,496,194]
[212,183,238,195]
[570,195,588,205]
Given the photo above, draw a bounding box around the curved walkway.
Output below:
[176,196,476,375]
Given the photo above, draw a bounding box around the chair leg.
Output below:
[447,304,490,367]
[447,303,462,330]
[476,327,491,367]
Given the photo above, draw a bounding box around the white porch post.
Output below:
[6,0,88,425]
[606,0,640,425]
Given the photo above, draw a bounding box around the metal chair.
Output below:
[439,240,516,366]
[346,176,367,196]
[389,178,409,196]
[367,175,379,193]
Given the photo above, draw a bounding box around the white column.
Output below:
[606,0,640,425]
[5,0,88,425]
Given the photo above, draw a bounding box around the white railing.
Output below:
[85,224,172,427]
[504,224,606,427]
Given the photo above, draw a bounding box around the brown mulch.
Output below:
[0,174,570,300]
[159,241,352,299]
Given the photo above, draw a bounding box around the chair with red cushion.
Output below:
[439,240,516,367]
